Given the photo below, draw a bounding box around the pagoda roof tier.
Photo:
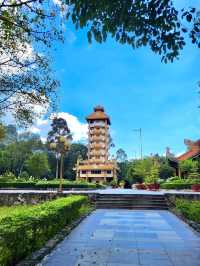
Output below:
[176,139,200,161]
[86,106,111,125]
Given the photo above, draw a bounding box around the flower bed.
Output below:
[0,195,88,266]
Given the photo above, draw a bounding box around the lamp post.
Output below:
[133,128,143,160]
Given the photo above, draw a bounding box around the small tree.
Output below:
[188,164,200,180]
[47,117,72,192]
[25,153,50,178]
[179,159,198,178]
[116,148,128,163]
[145,162,160,184]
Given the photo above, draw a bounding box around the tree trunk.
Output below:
[59,154,63,192]
[56,157,59,179]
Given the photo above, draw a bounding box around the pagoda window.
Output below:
[91,170,101,174]
[81,170,87,174]
[107,170,112,174]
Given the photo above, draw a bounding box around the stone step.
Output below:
[97,198,165,202]
[96,205,168,210]
[95,194,168,210]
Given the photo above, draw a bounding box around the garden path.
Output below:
[39,209,200,266]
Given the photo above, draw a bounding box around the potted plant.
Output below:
[110,179,118,188]
[145,163,160,191]
[119,180,125,188]
[188,166,200,192]
[135,183,147,190]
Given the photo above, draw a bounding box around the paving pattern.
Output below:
[39,210,200,266]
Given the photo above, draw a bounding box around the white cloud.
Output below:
[29,126,41,134]
[56,112,88,142]
[0,43,35,75]
[37,118,49,126]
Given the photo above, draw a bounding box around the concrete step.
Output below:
[96,205,168,210]
[95,194,168,210]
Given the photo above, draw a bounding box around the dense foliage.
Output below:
[122,156,175,184]
[0,195,88,266]
[0,125,87,180]
[1,0,199,125]
[175,199,200,223]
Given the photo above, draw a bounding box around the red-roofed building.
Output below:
[166,139,200,177]
[176,139,200,161]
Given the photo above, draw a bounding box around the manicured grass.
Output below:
[0,195,89,266]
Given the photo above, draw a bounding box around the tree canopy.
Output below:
[66,0,200,62]
[1,0,199,125]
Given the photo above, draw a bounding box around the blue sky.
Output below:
[48,13,200,159]
[5,0,199,159]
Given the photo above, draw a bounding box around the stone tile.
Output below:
[40,209,200,266]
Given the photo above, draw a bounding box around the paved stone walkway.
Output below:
[39,210,200,266]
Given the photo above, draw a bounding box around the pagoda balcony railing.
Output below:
[90,143,106,149]
[89,129,107,135]
[90,136,108,142]
[89,123,108,128]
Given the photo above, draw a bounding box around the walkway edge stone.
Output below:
[17,208,94,266]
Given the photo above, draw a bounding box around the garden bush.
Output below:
[175,199,200,223]
[161,178,200,190]
[35,180,101,189]
[0,195,88,266]
[160,182,193,190]
[0,179,104,189]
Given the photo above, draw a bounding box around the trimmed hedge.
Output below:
[0,181,36,188]
[35,180,98,189]
[175,199,200,223]
[0,195,88,266]
[160,182,193,190]
[0,180,104,189]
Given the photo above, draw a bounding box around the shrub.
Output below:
[160,182,192,190]
[0,179,104,189]
[0,181,36,188]
[0,195,88,266]
[19,171,30,180]
[145,163,159,184]
[175,199,200,223]
[35,180,98,189]
[167,176,181,182]
[0,172,16,182]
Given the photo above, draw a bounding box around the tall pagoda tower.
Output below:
[75,106,117,183]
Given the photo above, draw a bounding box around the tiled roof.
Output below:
[86,106,111,125]
[176,139,200,161]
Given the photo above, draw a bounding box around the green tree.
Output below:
[116,148,128,163]
[159,163,175,180]
[179,159,198,177]
[187,162,200,180]
[47,117,72,191]
[64,143,87,180]
[0,131,44,176]
[145,162,160,184]
[127,157,153,184]
[0,0,62,125]
[25,152,50,178]
[66,1,200,63]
